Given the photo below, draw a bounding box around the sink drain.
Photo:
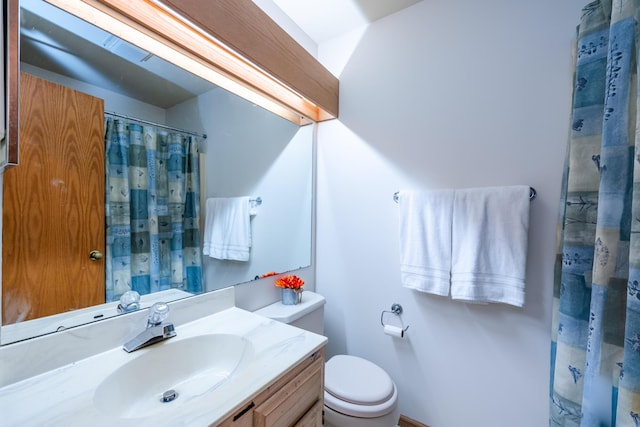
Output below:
[161,389,178,403]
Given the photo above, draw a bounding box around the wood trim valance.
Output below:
[98,0,339,122]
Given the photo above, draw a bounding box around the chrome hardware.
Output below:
[390,303,402,315]
[381,303,410,334]
[89,250,103,261]
[393,187,537,203]
[122,323,176,353]
[122,302,176,353]
[162,389,178,403]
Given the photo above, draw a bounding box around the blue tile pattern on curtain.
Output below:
[550,0,640,425]
[104,118,202,302]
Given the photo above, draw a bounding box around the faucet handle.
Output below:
[117,290,141,313]
[147,302,170,327]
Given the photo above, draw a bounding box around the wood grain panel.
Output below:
[94,0,338,121]
[254,357,324,427]
[216,349,325,427]
[157,0,339,118]
[2,73,105,324]
[399,414,431,427]
[3,0,20,167]
[293,400,323,426]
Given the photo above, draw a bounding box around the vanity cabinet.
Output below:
[217,349,325,427]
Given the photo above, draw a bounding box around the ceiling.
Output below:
[19,0,423,109]
[272,0,423,43]
[20,0,215,108]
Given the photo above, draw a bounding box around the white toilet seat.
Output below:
[324,355,398,418]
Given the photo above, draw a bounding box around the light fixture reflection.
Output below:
[46,0,324,124]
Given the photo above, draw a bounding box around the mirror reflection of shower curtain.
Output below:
[104,117,202,302]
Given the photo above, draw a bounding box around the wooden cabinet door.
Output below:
[293,400,323,427]
[2,72,105,323]
[254,357,324,427]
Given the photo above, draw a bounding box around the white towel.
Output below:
[203,197,252,261]
[398,189,454,296]
[450,186,530,307]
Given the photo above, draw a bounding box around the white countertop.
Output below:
[0,306,327,426]
[1,289,194,344]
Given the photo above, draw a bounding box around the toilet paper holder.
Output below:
[380,303,409,334]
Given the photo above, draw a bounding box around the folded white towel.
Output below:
[203,197,252,261]
[398,189,455,296]
[450,186,530,307]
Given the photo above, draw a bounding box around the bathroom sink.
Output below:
[93,334,254,419]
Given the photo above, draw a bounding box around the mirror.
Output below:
[0,0,312,344]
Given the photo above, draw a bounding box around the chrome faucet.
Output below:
[123,302,176,353]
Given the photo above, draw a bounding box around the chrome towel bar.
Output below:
[393,187,537,203]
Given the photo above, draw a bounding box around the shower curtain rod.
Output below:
[105,111,207,140]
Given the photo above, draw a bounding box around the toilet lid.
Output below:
[325,355,395,405]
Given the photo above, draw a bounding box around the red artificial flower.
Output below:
[274,275,305,289]
[260,271,278,278]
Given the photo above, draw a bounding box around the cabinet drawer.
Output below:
[217,401,255,427]
[294,400,323,427]
[254,357,324,427]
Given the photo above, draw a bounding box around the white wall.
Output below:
[167,89,314,295]
[252,0,318,57]
[316,0,585,426]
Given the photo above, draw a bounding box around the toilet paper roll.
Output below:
[383,324,405,338]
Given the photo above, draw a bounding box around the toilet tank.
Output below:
[255,291,326,335]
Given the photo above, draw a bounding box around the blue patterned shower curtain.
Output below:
[551,1,640,425]
[104,117,202,302]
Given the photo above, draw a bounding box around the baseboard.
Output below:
[399,414,429,427]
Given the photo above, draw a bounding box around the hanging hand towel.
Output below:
[203,197,252,261]
[450,186,530,307]
[398,189,455,296]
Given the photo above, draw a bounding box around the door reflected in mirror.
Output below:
[1,0,312,344]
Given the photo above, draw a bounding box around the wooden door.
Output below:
[2,72,105,324]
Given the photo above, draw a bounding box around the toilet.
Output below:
[255,291,400,427]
